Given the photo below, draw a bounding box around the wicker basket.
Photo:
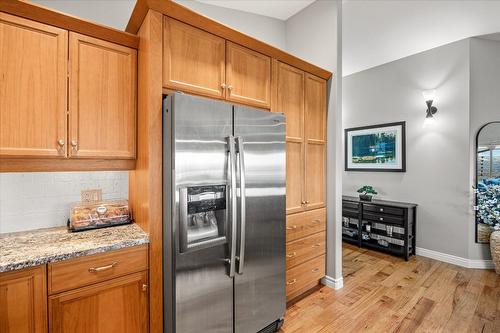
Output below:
[490,231,500,274]
[478,223,492,243]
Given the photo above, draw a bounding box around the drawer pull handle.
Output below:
[286,252,296,258]
[286,225,297,230]
[312,268,320,273]
[311,219,321,224]
[286,279,297,285]
[88,261,118,273]
[312,243,321,248]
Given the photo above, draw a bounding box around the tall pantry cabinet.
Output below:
[273,61,327,302]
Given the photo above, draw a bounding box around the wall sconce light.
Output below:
[422,89,438,119]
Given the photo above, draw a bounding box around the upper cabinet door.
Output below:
[226,42,271,109]
[275,62,304,139]
[69,32,137,159]
[0,13,67,158]
[304,74,327,210]
[163,17,226,99]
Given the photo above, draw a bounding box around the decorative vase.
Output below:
[359,194,372,201]
[490,230,500,274]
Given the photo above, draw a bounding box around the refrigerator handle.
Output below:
[227,136,237,278]
[236,136,246,275]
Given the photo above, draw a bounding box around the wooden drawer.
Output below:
[363,204,404,216]
[286,254,325,301]
[286,208,326,242]
[286,231,325,269]
[342,201,359,210]
[48,245,148,294]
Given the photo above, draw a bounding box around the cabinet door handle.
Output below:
[312,268,320,273]
[142,283,148,292]
[286,252,296,258]
[311,219,320,224]
[286,225,297,230]
[286,279,297,286]
[71,140,78,153]
[312,243,321,248]
[57,139,65,154]
[88,261,117,273]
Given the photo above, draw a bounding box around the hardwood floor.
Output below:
[281,243,500,333]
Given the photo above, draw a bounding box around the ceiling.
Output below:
[194,0,315,20]
[343,0,500,76]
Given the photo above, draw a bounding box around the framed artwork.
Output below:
[345,121,406,172]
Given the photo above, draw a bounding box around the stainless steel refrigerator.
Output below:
[163,92,286,333]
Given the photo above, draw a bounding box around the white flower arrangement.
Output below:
[477,183,500,230]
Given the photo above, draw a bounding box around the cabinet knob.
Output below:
[305,201,310,204]
[311,219,320,224]
[301,201,306,205]
[311,268,320,273]
[312,243,321,248]
[286,279,297,286]
[379,217,384,221]
[71,140,78,152]
[379,208,384,212]
[221,83,226,89]
[286,252,296,258]
[142,283,148,292]
[286,225,297,230]
[227,85,233,90]
[57,139,65,154]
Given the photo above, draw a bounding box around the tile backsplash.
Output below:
[0,171,128,233]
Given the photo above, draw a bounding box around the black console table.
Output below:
[342,195,417,260]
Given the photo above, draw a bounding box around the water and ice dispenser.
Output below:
[179,185,228,252]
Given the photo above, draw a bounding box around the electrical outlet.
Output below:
[81,189,102,203]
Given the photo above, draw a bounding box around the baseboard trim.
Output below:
[321,275,343,290]
[415,247,494,269]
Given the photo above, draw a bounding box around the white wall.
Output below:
[286,0,342,283]
[0,172,128,233]
[32,0,135,30]
[175,0,286,50]
[469,37,500,260]
[343,0,500,76]
[343,40,471,258]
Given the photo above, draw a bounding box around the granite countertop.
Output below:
[0,223,149,273]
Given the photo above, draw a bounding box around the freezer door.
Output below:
[234,106,286,332]
[170,93,234,333]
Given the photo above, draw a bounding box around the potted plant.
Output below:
[357,185,378,201]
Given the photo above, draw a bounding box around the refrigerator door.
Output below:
[234,106,286,332]
[170,93,235,333]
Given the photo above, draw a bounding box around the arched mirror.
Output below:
[476,121,500,243]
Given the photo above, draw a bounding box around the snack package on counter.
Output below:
[68,200,132,232]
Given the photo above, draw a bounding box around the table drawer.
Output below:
[363,204,404,216]
[48,245,148,294]
[286,231,325,269]
[286,208,326,242]
[363,212,404,225]
[286,254,325,301]
[342,201,359,210]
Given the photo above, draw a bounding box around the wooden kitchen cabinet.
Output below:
[0,13,67,158]
[274,62,327,213]
[163,17,226,99]
[304,74,327,210]
[226,42,271,109]
[274,62,327,303]
[69,32,137,159]
[49,271,148,333]
[0,265,48,333]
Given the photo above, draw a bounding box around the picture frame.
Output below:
[345,121,406,172]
